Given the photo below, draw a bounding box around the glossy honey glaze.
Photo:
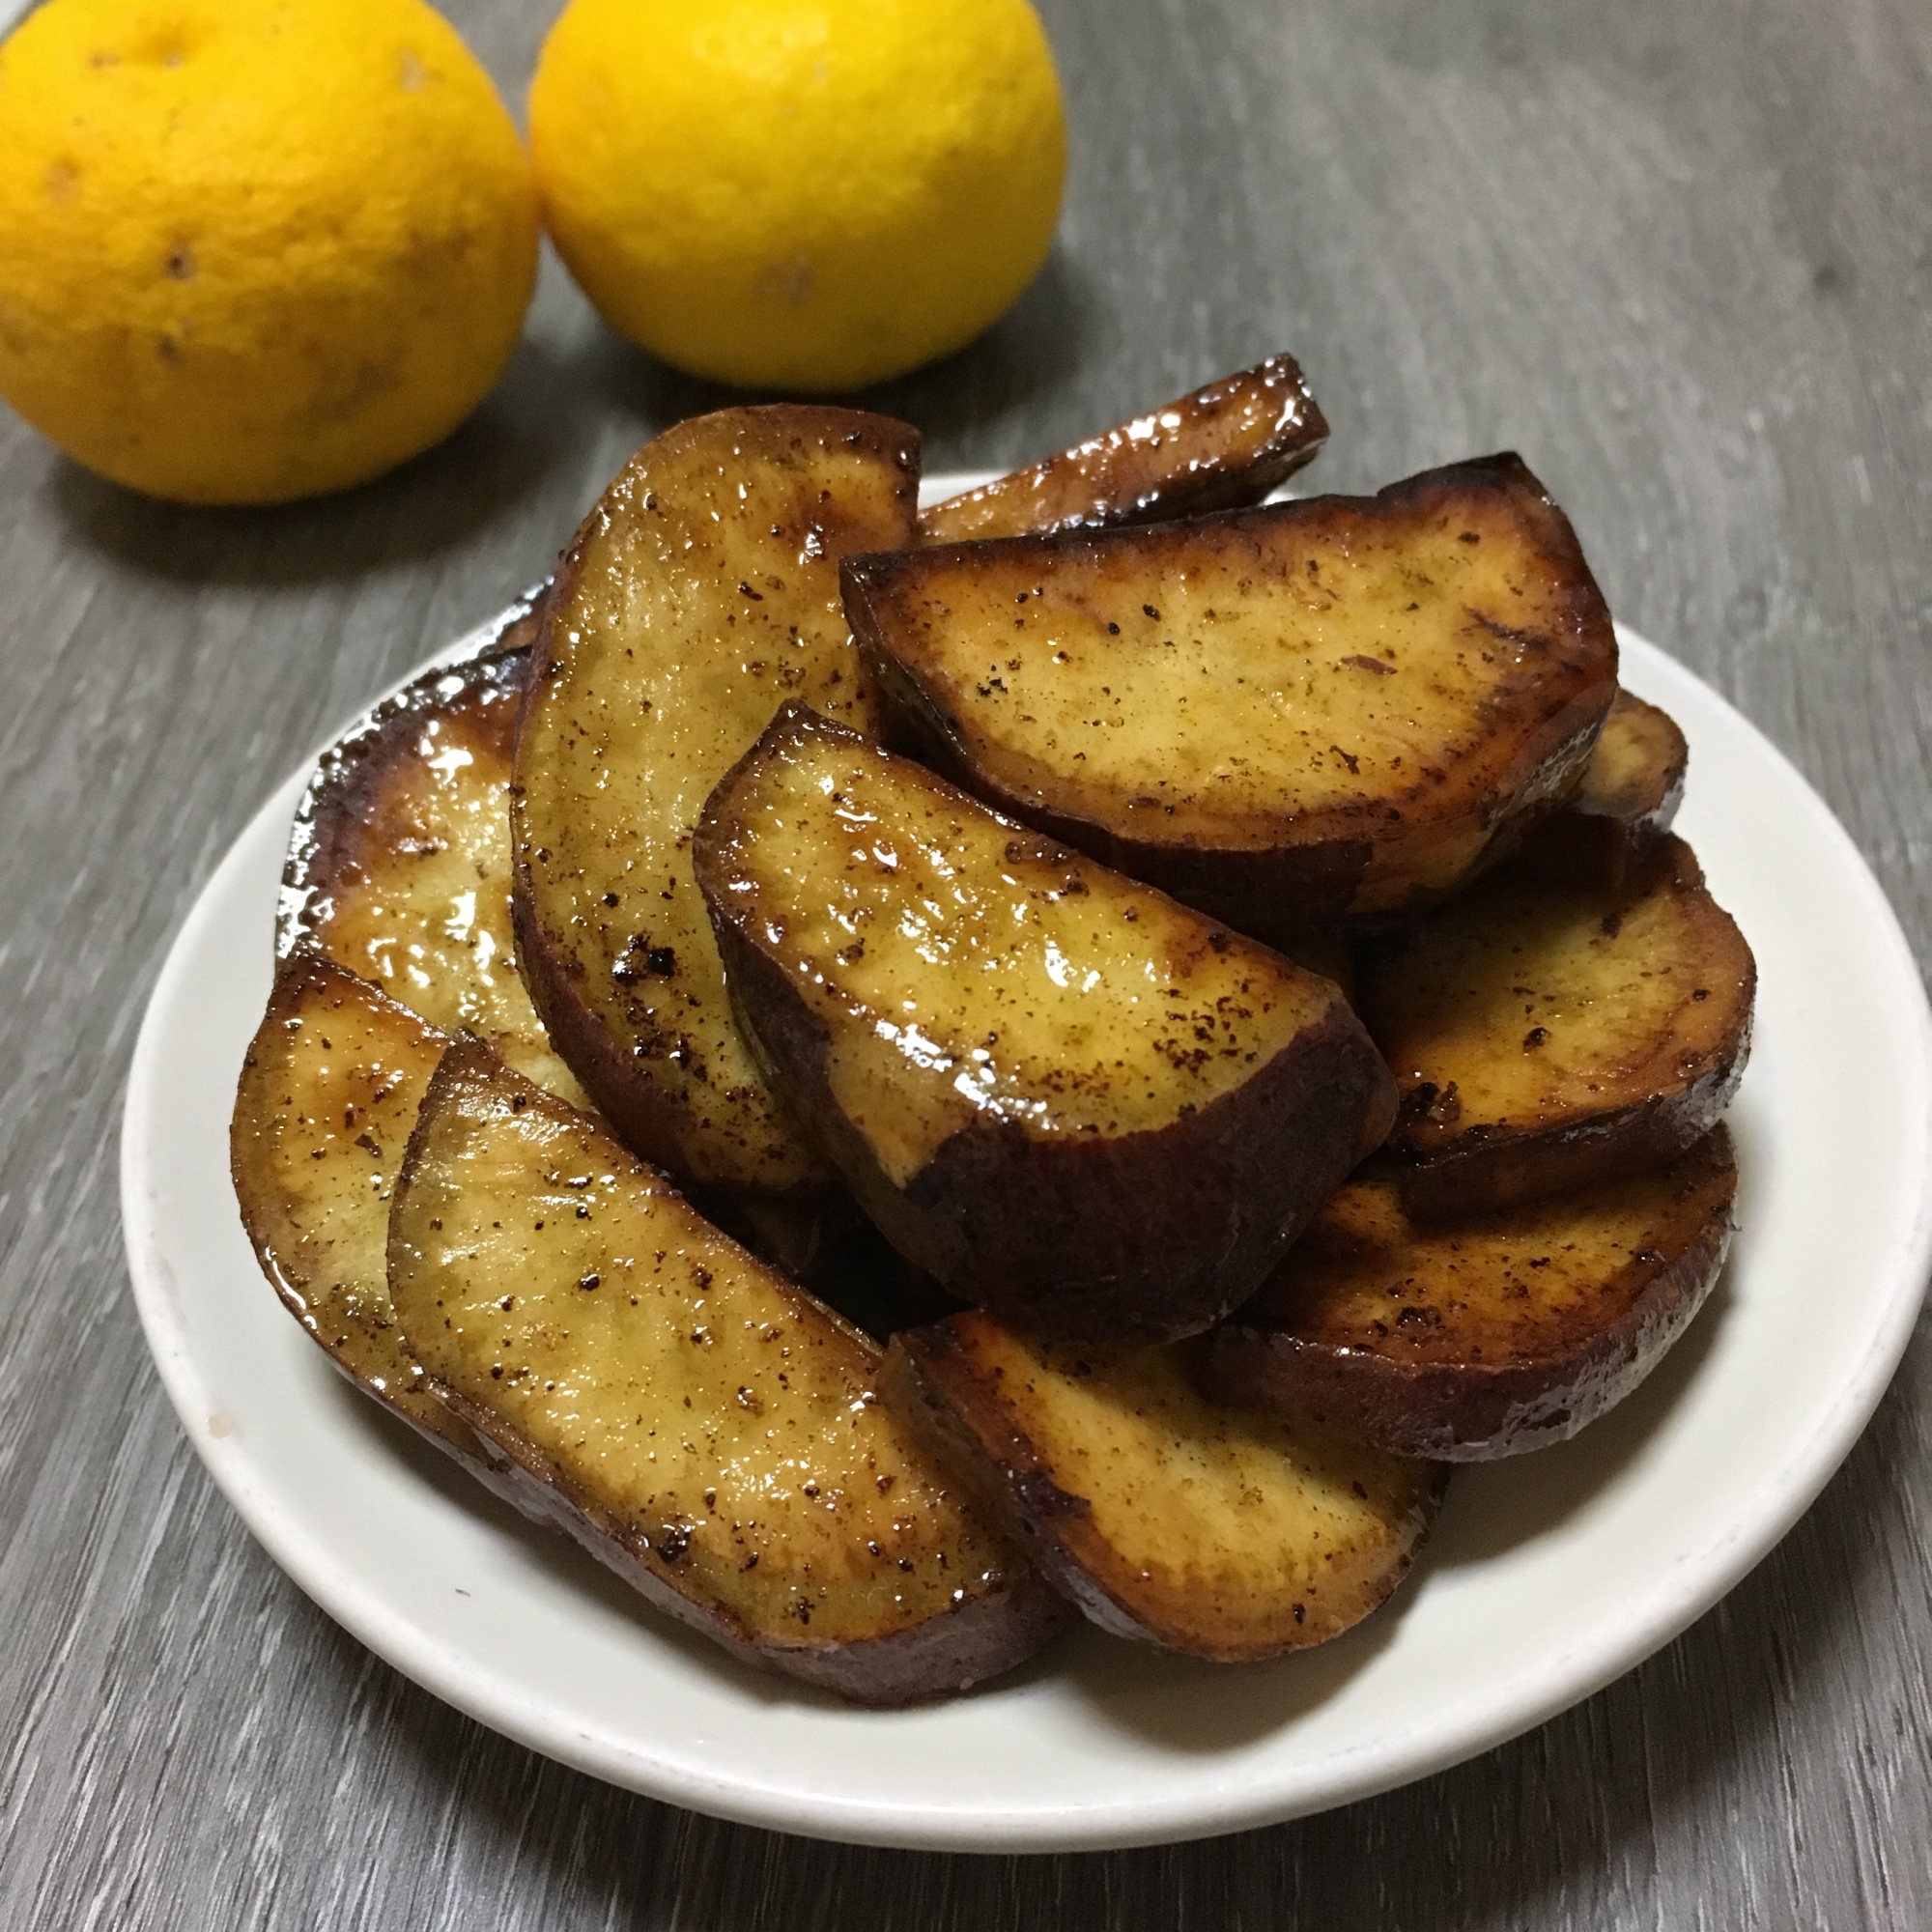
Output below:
[230,957,467,1447]
[514,408,919,1191]
[387,1046,1024,1643]
[917,353,1325,544]
[858,457,1616,907]
[1247,1132,1737,1367]
[926,1314,1439,1658]
[705,718,1339,1185]
[289,650,588,1108]
[1362,838,1753,1150]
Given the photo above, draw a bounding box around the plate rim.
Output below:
[120,578,1932,1852]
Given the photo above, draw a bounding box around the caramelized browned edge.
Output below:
[1369,838,1756,1219]
[279,589,544,958]
[230,952,501,1469]
[918,354,1329,544]
[389,1037,1067,1706]
[851,453,1618,934]
[1200,1128,1739,1461]
[507,407,920,1264]
[694,703,1398,1344]
[1508,691,1689,898]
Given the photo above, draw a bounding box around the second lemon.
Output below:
[528,0,1066,391]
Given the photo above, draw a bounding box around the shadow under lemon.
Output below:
[43,242,1099,594]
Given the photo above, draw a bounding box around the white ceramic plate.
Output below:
[122,482,1932,1852]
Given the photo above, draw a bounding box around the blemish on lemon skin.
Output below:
[117,27,190,69]
[1,0,538,502]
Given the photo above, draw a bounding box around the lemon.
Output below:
[528,0,1065,392]
[0,0,539,505]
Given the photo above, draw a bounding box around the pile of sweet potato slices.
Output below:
[233,356,1752,1700]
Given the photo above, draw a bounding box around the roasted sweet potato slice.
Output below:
[694,705,1395,1343]
[1201,1128,1738,1460]
[1362,837,1754,1218]
[385,1038,1066,1705]
[230,953,481,1457]
[918,355,1327,544]
[1510,689,1687,896]
[280,611,587,1107]
[511,406,920,1237]
[881,1312,1444,1661]
[847,452,1618,938]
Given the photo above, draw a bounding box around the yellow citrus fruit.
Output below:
[0,0,539,504]
[528,0,1066,392]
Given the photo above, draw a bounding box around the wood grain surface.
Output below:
[3,0,1929,1922]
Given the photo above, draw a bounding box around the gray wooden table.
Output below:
[4,0,1928,1922]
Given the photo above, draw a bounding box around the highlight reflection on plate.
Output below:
[121,480,1932,1851]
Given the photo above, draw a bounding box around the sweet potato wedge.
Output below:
[694,704,1396,1343]
[918,355,1328,544]
[1510,689,1687,897]
[880,1312,1444,1661]
[847,452,1618,939]
[1200,1128,1738,1460]
[385,1037,1066,1705]
[1362,836,1754,1218]
[230,952,481,1458]
[280,611,587,1107]
[511,406,920,1241]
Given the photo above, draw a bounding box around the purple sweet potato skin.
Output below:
[720,918,1395,1341]
[695,707,1399,1345]
[1200,1129,1739,1460]
[849,452,1619,940]
[506,405,923,1271]
[1362,837,1755,1221]
[917,353,1329,545]
[1508,691,1690,900]
[425,1375,1072,1707]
